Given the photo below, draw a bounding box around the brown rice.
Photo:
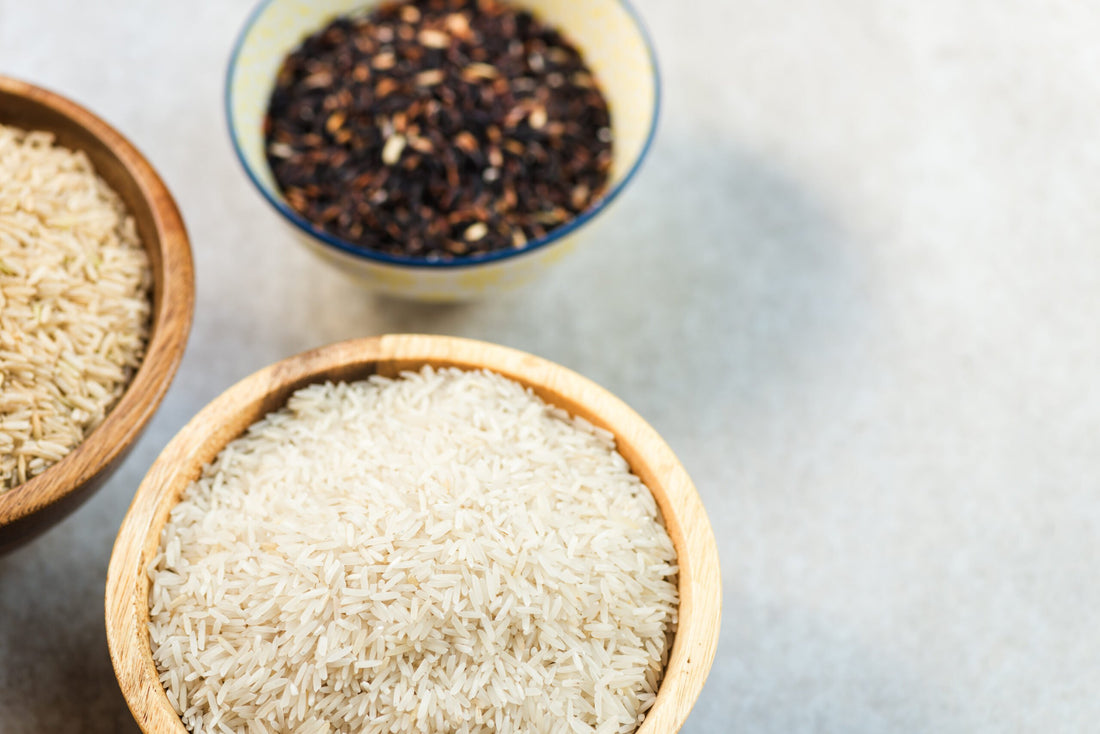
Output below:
[0,123,151,490]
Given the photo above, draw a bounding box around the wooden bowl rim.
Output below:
[0,76,195,536]
[106,334,721,734]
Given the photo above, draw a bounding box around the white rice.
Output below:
[0,124,151,490]
[148,367,678,734]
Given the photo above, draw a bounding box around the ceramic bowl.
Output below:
[0,76,194,554]
[106,335,720,733]
[226,0,659,301]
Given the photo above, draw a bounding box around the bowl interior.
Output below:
[0,77,194,553]
[227,0,658,259]
[107,335,719,734]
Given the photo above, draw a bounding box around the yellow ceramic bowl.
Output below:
[226,0,659,301]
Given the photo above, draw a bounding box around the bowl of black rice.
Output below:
[226,0,659,301]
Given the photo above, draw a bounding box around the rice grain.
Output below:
[149,367,678,734]
[0,124,151,490]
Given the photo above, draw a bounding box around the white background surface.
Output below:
[2,1,1100,732]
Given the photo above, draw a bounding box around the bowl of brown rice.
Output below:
[106,334,720,734]
[0,76,194,553]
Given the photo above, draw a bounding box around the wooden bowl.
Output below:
[0,77,194,554]
[106,334,721,733]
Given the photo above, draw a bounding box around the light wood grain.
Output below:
[0,76,194,554]
[106,334,721,733]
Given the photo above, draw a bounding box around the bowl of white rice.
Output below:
[0,76,194,553]
[106,334,720,734]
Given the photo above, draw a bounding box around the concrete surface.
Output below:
[1,0,1099,732]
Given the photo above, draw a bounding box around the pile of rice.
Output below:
[0,124,151,490]
[149,367,678,734]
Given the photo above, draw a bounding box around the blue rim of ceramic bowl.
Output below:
[225,0,661,269]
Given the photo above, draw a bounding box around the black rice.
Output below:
[264,0,613,259]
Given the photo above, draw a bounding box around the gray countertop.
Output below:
[2,1,1099,732]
